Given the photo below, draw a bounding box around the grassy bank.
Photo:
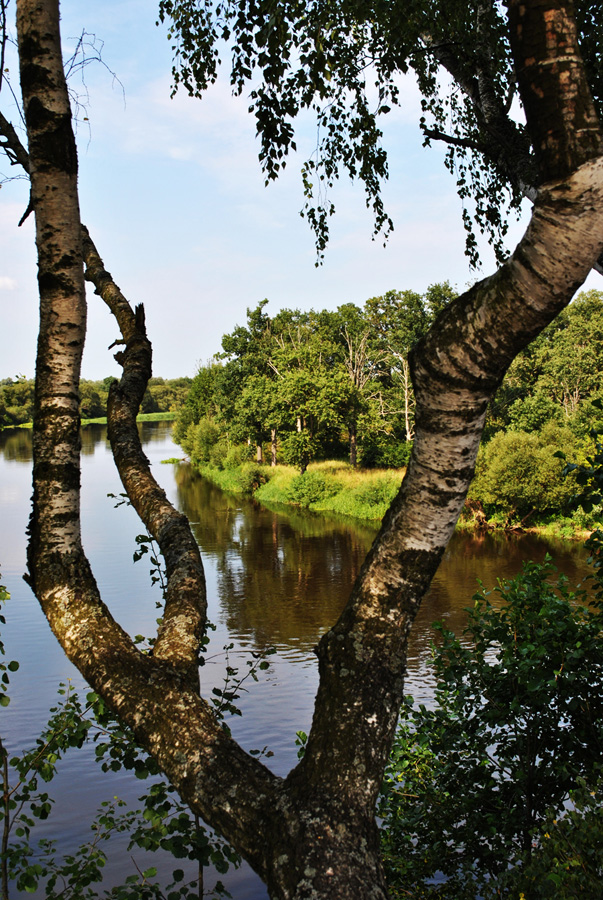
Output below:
[194,459,406,522]
[192,458,594,537]
[3,411,176,429]
[82,411,176,425]
[457,507,592,541]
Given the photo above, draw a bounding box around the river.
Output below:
[0,422,591,898]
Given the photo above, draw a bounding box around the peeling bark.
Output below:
[15,1,603,899]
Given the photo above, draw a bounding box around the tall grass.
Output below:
[197,459,405,522]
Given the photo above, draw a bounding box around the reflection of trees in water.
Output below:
[216,516,368,651]
[2,427,591,679]
[0,428,33,462]
[174,464,374,652]
[80,424,109,455]
[80,421,174,457]
[1,420,174,464]
[137,420,174,445]
[175,462,591,665]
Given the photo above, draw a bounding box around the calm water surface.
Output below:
[0,423,591,898]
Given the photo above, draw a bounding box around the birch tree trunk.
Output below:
[17,1,603,899]
[17,0,86,597]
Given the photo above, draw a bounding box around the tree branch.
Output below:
[297,152,603,822]
[17,1,283,874]
[0,111,29,171]
[0,104,208,680]
[422,126,486,153]
[0,109,34,223]
[421,19,538,198]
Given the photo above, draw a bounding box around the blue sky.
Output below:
[1,0,600,379]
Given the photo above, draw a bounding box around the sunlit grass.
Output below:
[253,461,405,521]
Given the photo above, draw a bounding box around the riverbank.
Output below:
[189,458,593,537]
[83,411,176,426]
[192,459,404,521]
[2,411,176,429]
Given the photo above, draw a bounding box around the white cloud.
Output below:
[0,277,17,290]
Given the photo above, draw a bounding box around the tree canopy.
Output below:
[159,0,603,267]
[176,286,456,471]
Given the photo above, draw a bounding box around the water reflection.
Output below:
[1,421,590,667]
[407,529,589,688]
[0,427,33,462]
[0,420,175,462]
[174,465,375,655]
[173,462,591,672]
[0,423,592,900]
[80,420,175,456]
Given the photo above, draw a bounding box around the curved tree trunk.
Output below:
[16,1,603,898]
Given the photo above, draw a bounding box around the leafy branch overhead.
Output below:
[158,0,603,266]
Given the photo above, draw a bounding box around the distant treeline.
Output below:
[0,376,192,427]
[175,287,603,530]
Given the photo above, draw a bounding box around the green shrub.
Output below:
[172,404,195,446]
[191,416,222,465]
[499,773,603,899]
[379,557,603,899]
[208,437,233,470]
[235,463,268,496]
[349,478,398,507]
[359,436,412,468]
[177,421,197,456]
[507,392,562,432]
[4,405,32,426]
[287,471,338,507]
[224,444,250,469]
[469,425,581,521]
[280,432,319,473]
[567,395,603,438]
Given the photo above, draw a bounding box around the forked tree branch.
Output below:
[0,107,208,680]
[82,229,208,679]
[16,0,282,873]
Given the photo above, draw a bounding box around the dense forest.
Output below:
[175,287,603,529]
[0,376,192,427]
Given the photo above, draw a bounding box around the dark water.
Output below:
[0,423,591,898]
